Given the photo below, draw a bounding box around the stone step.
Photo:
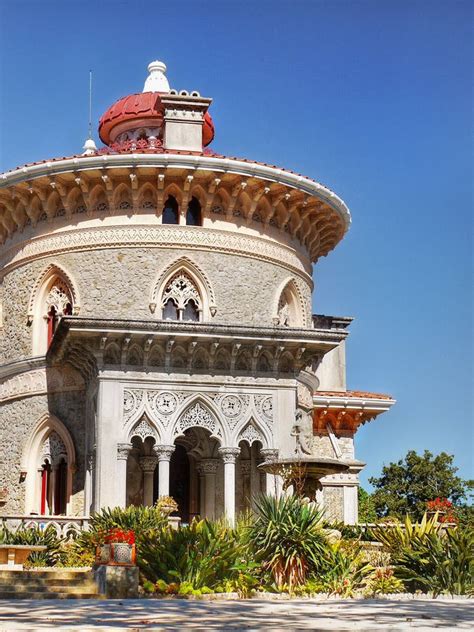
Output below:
[0,570,92,581]
[0,591,103,599]
[0,575,95,586]
[0,582,98,593]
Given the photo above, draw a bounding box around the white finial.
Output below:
[83,137,97,156]
[143,60,170,93]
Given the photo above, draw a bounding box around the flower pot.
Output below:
[96,544,111,564]
[111,542,136,566]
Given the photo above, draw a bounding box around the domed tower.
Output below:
[0,61,394,527]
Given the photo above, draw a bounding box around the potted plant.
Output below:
[155,496,178,517]
[426,498,457,524]
[96,528,136,566]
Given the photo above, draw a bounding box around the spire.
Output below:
[143,60,170,93]
[82,70,97,155]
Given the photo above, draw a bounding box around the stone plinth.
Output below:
[94,564,139,599]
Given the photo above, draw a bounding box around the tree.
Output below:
[358,487,377,523]
[369,450,470,520]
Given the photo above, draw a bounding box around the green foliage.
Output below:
[365,567,404,596]
[0,525,63,567]
[56,541,95,567]
[372,514,474,596]
[369,450,470,520]
[138,518,248,590]
[317,541,373,597]
[249,494,327,591]
[358,487,377,523]
[142,580,155,593]
[76,504,167,553]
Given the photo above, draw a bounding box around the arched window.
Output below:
[276,280,304,327]
[186,196,202,226]
[38,431,69,516]
[45,281,73,346]
[162,195,179,225]
[160,272,202,321]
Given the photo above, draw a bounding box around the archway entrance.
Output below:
[169,444,190,523]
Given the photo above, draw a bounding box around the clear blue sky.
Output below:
[1,1,472,488]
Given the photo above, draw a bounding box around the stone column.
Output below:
[218,447,240,526]
[240,460,251,511]
[116,443,133,508]
[200,459,219,520]
[139,456,159,507]
[260,448,280,497]
[250,444,261,510]
[84,450,95,517]
[155,445,175,498]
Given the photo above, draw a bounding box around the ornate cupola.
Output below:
[98,61,215,153]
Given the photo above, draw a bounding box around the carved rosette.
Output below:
[254,395,274,427]
[139,456,159,473]
[218,447,241,464]
[154,445,175,462]
[117,442,133,460]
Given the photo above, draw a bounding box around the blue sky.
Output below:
[1,1,472,488]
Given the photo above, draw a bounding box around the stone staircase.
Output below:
[0,568,103,599]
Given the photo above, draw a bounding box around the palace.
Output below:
[0,61,394,533]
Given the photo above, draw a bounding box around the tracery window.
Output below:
[186,196,202,226]
[276,281,303,328]
[45,281,73,346]
[39,431,69,515]
[162,195,179,225]
[161,272,201,321]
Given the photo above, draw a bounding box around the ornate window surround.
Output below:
[21,413,76,515]
[149,256,217,320]
[273,277,307,328]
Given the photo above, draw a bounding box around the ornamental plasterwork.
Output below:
[45,282,73,314]
[0,225,311,280]
[176,402,219,438]
[161,272,201,311]
[212,394,250,430]
[130,416,159,443]
[254,395,274,427]
[238,423,264,447]
[152,391,178,415]
[0,367,84,404]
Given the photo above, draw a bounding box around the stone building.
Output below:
[0,61,394,531]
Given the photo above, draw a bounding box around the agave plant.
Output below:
[249,494,327,591]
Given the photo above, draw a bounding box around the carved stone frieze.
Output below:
[0,366,85,404]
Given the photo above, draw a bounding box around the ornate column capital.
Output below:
[199,459,219,475]
[218,447,241,464]
[117,442,133,460]
[260,448,279,463]
[139,455,159,473]
[154,444,175,462]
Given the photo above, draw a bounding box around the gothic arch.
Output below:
[21,413,76,515]
[274,277,307,328]
[127,413,160,444]
[137,183,156,210]
[233,415,271,450]
[112,183,132,212]
[29,263,81,355]
[169,395,227,445]
[149,256,217,320]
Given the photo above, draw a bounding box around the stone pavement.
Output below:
[0,597,472,631]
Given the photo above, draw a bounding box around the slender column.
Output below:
[250,444,261,510]
[116,443,133,508]
[260,448,280,497]
[140,456,159,506]
[240,460,251,511]
[200,459,219,519]
[155,445,175,497]
[197,464,206,517]
[218,447,240,526]
[84,450,95,517]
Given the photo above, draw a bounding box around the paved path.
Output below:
[0,598,471,631]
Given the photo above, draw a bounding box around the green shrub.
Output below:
[0,525,63,567]
[317,541,372,597]
[142,580,155,593]
[249,494,327,591]
[365,567,404,596]
[57,541,95,567]
[372,514,473,596]
[139,518,247,590]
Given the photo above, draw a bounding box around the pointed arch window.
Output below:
[161,272,202,322]
[186,196,202,226]
[162,195,179,225]
[45,281,73,346]
[276,281,303,328]
[38,431,69,516]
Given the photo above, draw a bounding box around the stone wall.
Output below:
[1,247,312,363]
[0,391,86,516]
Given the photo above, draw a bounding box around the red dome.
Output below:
[99,92,215,147]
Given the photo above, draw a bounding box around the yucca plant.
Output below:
[249,494,327,591]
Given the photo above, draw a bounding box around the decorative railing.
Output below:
[0,515,89,539]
